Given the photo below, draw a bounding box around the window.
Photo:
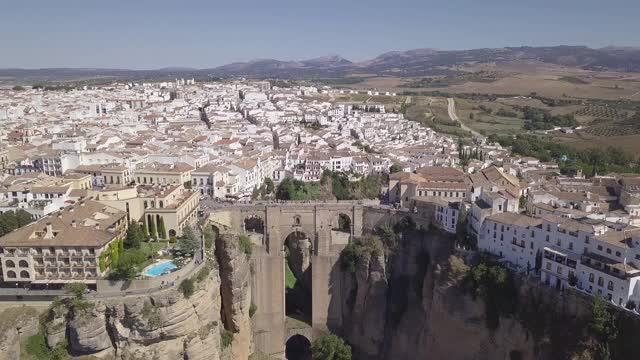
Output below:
[588,273,594,283]
[18,260,28,268]
[5,260,15,268]
[598,277,604,287]
[607,281,614,291]
[531,230,534,237]
[615,251,621,257]
[20,270,29,278]
[547,224,551,232]
[546,235,550,242]
[569,243,573,250]
[6,270,16,278]
[606,248,612,254]
[546,263,552,270]
[557,266,562,274]
[597,245,603,251]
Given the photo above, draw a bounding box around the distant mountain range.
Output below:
[2,46,640,82]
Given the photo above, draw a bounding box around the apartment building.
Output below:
[479,212,640,308]
[91,184,199,239]
[73,164,132,187]
[0,200,127,285]
[135,162,194,186]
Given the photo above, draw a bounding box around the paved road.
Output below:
[447,97,484,139]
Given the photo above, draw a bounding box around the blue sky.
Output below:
[0,0,637,69]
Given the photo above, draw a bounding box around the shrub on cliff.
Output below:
[311,333,352,360]
[179,278,195,298]
[465,260,518,330]
[339,235,383,273]
[239,235,253,256]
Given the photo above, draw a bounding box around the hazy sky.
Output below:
[1,0,637,69]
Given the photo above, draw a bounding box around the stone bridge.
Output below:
[206,201,434,358]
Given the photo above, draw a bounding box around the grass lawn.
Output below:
[285,262,297,289]
[138,241,171,272]
[286,314,311,328]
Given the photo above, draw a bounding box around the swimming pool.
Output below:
[143,261,177,277]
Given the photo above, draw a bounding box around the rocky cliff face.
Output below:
[6,232,257,360]
[0,307,40,360]
[216,233,254,360]
[341,229,640,360]
[38,265,225,360]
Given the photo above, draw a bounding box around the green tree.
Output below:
[389,164,403,173]
[264,177,275,194]
[124,222,143,249]
[179,278,195,298]
[311,333,352,360]
[109,248,146,280]
[150,216,158,240]
[519,195,527,209]
[15,210,33,227]
[203,226,215,249]
[12,85,25,91]
[64,282,87,299]
[141,218,150,241]
[157,217,167,240]
[456,207,474,249]
[590,296,617,360]
[239,235,252,256]
[178,226,200,256]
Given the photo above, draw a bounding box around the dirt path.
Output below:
[447,97,484,138]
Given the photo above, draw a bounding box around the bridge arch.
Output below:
[334,213,351,233]
[244,215,264,234]
[285,334,311,360]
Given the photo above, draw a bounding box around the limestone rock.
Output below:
[0,306,40,360]
[216,233,253,359]
[68,302,113,355]
[348,253,388,358]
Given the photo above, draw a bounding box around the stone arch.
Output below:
[285,334,311,360]
[18,260,28,268]
[20,270,29,278]
[284,230,313,325]
[6,270,16,278]
[5,260,15,268]
[335,213,352,233]
[210,224,220,239]
[244,215,264,234]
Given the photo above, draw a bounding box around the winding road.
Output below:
[447,97,484,139]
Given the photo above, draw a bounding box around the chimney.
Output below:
[80,202,86,207]
[71,220,76,228]
[45,223,53,238]
[95,224,100,230]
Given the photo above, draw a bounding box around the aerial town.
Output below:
[1,78,640,358]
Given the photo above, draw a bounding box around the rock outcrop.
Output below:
[105,265,223,360]
[68,302,113,357]
[287,232,312,289]
[345,252,388,358]
[0,307,40,360]
[216,233,254,359]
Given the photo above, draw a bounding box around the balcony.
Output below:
[581,253,628,280]
[511,240,526,249]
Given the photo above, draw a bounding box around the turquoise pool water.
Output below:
[144,261,177,277]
